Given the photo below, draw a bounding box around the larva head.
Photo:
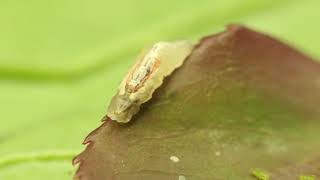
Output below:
[107,40,194,123]
[107,94,140,123]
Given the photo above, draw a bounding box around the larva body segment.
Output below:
[107,41,194,123]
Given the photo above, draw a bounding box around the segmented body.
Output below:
[107,41,194,123]
[125,45,162,93]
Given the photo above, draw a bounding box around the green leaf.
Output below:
[300,175,316,180]
[73,26,320,179]
[1,0,320,179]
[252,169,269,180]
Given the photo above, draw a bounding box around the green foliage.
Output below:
[252,169,269,180]
[300,175,315,180]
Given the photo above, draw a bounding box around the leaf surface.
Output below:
[74,25,320,180]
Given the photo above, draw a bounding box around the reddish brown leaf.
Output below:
[73,25,320,180]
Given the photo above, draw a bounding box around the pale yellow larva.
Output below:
[107,41,194,123]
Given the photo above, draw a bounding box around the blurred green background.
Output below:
[0,0,320,179]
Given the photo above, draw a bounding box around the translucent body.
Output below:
[107,41,194,123]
